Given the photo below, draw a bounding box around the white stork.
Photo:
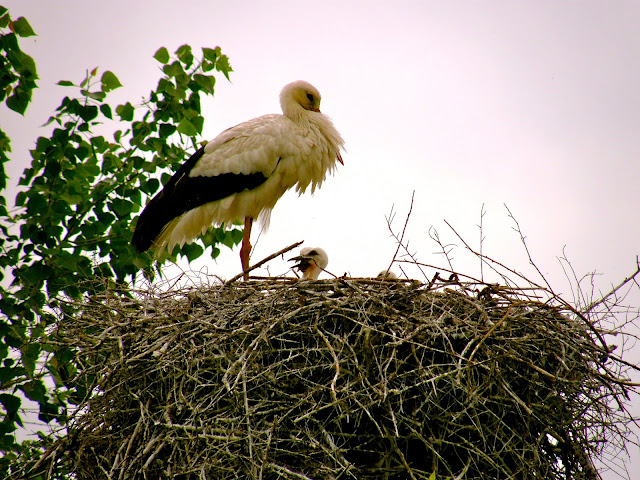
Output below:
[377,269,398,279]
[131,81,344,279]
[290,247,329,280]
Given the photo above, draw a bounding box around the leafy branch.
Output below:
[0,14,240,474]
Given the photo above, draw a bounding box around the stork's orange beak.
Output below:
[337,152,344,165]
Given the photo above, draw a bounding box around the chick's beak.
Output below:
[289,254,314,271]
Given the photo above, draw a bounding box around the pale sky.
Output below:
[3,1,640,477]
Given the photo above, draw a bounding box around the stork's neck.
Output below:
[282,103,315,125]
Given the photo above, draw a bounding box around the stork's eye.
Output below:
[306,93,314,103]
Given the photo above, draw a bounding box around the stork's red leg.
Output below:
[240,217,253,281]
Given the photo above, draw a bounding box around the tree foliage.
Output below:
[0,8,238,476]
[0,6,37,223]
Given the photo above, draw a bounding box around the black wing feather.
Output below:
[132,145,268,252]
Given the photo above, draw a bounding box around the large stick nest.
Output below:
[53,277,632,479]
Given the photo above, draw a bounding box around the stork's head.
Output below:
[280,80,322,115]
[290,247,329,280]
[377,269,398,280]
[280,80,344,166]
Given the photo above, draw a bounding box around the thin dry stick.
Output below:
[428,226,456,273]
[468,306,512,362]
[444,219,545,291]
[585,256,640,313]
[388,191,414,271]
[385,191,429,281]
[557,248,593,312]
[226,241,304,284]
[443,219,613,351]
[504,204,553,291]
[478,203,486,282]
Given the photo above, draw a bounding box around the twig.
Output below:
[385,191,429,281]
[428,226,456,273]
[317,328,340,403]
[468,307,512,362]
[444,219,545,291]
[478,203,486,282]
[226,241,304,284]
[585,256,640,313]
[504,204,553,291]
[386,192,415,276]
[442,220,613,351]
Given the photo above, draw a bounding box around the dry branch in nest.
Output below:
[47,277,635,479]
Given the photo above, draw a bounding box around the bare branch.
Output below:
[385,191,414,276]
[586,256,640,314]
[478,203,486,282]
[384,192,430,282]
[226,240,304,284]
[504,204,553,291]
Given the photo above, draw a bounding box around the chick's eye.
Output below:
[306,93,314,103]
[309,250,318,256]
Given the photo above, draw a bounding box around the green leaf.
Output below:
[101,70,122,93]
[194,74,215,94]
[230,228,243,245]
[144,178,160,195]
[81,89,106,101]
[176,117,198,136]
[158,123,176,138]
[11,17,36,37]
[20,343,40,378]
[0,394,21,416]
[163,62,184,79]
[0,43,241,457]
[109,198,133,217]
[20,380,46,404]
[0,366,23,386]
[116,102,134,121]
[202,47,219,63]
[216,55,233,80]
[181,242,203,262]
[175,44,193,66]
[153,47,170,64]
[15,50,37,76]
[100,103,113,119]
[6,91,30,115]
[77,104,99,122]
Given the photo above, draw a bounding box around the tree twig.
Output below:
[385,191,430,281]
[386,191,415,277]
[226,241,304,284]
[585,256,640,314]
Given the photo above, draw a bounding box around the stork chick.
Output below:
[131,81,344,280]
[290,247,329,280]
[377,269,398,280]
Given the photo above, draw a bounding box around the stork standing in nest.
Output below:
[131,81,344,280]
[290,247,329,280]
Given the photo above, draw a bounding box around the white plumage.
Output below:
[132,81,344,279]
[377,269,398,280]
[290,247,329,280]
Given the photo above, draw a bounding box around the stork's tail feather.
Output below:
[131,198,174,253]
[131,146,208,253]
[131,144,271,255]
